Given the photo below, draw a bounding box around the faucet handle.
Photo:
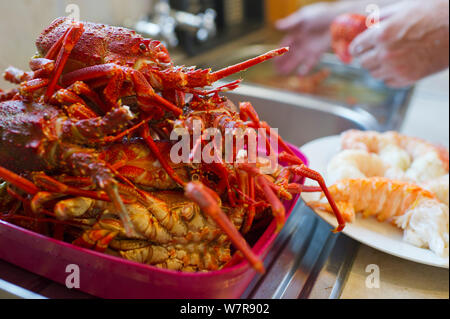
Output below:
[160,16,178,47]
[154,1,170,17]
[174,8,217,43]
[154,1,178,47]
[131,2,217,49]
[196,8,217,42]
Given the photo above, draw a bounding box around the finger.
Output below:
[275,34,301,71]
[348,29,377,58]
[279,33,300,50]
[276,50,309,75]
[297,55,320,76]
[370,67,389,80]
[384,78,413,89]
[276,11,304,31]
[359,49,381,71]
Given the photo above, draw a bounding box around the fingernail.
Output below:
[351,45,363,56]
[275,19,286,30]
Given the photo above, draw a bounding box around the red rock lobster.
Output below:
[0,17,345,273]
[331,13,367,63]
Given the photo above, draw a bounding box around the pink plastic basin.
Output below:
[0,145,308,299]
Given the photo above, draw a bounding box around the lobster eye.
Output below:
[139,43,147,51]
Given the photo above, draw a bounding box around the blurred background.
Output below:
[0,0,153,89]
[0,0,446,145]
[0,0,325,89]
[0,0,414,133]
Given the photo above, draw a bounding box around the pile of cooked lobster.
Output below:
[0,17,345,273]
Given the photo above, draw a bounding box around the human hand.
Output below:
[274,2,337,75]
[349,0,449,88]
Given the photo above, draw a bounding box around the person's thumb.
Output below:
[276,11,304,31]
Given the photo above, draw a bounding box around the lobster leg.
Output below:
[241,174,256,234]
[65,102,98,121]
[255,175,285,232]
[99,115,153,144]
[131,70,182,116]
[285,184,322,193]
[185,181,265,274]
[29,58,56,75]
[50,80,108,120]
[240,102,298,159]
[239,102,275,156]
[45,22,84,101]
[184,80,242,97]
[106,164,150,201]
[0,167,79,235]
[278,151,304,165]
[104,184,136,237]
[273,153,345,231]
[60,64,182,117]
[238,164,286,233]
[0,166,39,195]
[73,228,119,252]
[19,78,50,95]
[31,173,110,202]
[59,106,134,143]
[270,182,322,199]
[66,81,108,114]
[51,88,98,120]
[239,102,281,178]
[0,88,18,102]
[3,66,34,84]
[102,68,124,109]
[31,172,135,236]
[140,124,187,187]
[3,59,55,85]
[38,141,137,236]
[162,89,186,108]
[289,165,346,232]
[260,122,297,157]
[30,192,65,214]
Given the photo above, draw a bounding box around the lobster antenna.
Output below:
[105,184,136,237]
[211,47,289,81]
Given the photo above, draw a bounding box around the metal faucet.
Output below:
[132,0,217,48]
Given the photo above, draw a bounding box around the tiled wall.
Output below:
[0,0,154,89]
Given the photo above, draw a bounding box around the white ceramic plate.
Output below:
[300,135,449,269]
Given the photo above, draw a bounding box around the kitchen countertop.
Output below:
[340,69,450,299]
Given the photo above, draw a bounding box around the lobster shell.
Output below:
[36,17,172,73]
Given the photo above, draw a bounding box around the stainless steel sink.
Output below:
[225,84,378,147]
